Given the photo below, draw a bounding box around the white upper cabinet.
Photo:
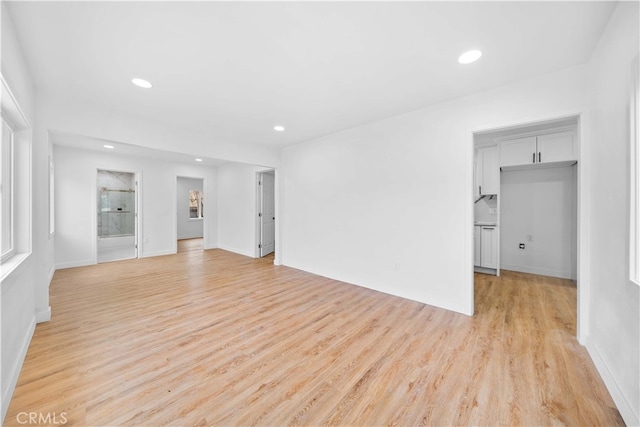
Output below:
[536,131,576,163]
[499,131,576,167]
[477,145,499,195]
[499,136,537,167]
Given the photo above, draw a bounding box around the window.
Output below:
[189,190,203,219]
[1,117,14,260]
[631,55,640,285]
[0,75,31,278]
[49,156,55,236]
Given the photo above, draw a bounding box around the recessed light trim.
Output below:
[458,50,482,64]
[103,144,115,149]
[195,158,203,162]
[131,78,152,88]
[273,125,285,132]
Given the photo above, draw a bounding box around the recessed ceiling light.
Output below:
[195,158,203,162]
[458,50,482,64]
[273,125,285,132]
[131,78,152,88]
[104,145,114,149]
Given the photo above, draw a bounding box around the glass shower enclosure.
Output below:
[97,170,137,262]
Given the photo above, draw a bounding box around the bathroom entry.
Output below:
[97,170,138,263]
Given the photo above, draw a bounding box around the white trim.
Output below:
[35,306,51,323]
[140,249,175,258]
[586,339,640,426]
[1,316,35,423]
[218,244,256,259]
[471,111,586,340]
[629,55,640,286]
[284,258,471,316]
[500,263,573,280]
[1,121,15,260]
[0,252,30,282]
[55,258,95,270]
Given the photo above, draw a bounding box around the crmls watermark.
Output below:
[16,412,68,425]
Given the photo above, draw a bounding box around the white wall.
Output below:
[54,145,218,268]
[217,163,271,257]
[177,177,204,240]
[584,2,640,425]
[0,4,46,423]
[500,165,577,279]
[281,65,588,316]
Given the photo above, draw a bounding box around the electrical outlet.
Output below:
[393,263,400,271]
[144,237,150,244]
[519,243,525,249]
[489,208,497,215]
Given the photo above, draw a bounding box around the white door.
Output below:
[259,172,275,257]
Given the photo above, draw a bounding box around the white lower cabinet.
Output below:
[474,225,498,270]
[474,226,482,266]
[480,226,498,269]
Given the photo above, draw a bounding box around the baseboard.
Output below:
[140,249,175,258]
[55,259,94,269]
[35,306,51,323]
[586,339,639,426]
[500,263,572,279]
[217,245,255,258]
[47,265,55,287]
[1,316,36,424]
[282,259,471,316]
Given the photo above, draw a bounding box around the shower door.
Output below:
[97,170,138,263]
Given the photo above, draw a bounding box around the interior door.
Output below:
[260,172,275,257]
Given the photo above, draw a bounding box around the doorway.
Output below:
[177,176,204,252]
[472,115,581,335]
[257,170,275,257]
[97,169,138,263]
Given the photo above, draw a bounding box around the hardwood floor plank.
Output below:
[4,252,624,426]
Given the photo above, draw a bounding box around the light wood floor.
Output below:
[5,250,623,426]
[177,238,204,253]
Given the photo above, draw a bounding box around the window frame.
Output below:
[630,55,640,286]
[189,189,204,220]
[1,116,15,261]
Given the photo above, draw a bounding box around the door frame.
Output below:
[93,168,140,263]
[174,175,207,253]
[255,169,276,259]
[470,112,587,343]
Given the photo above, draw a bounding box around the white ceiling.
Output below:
[8,1,616,149]
[50,131,229,167]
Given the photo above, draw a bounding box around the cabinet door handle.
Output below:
[538,152,541,163]
[479,185,482,195]
[482,227,495,230]
[532,152,536,163]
